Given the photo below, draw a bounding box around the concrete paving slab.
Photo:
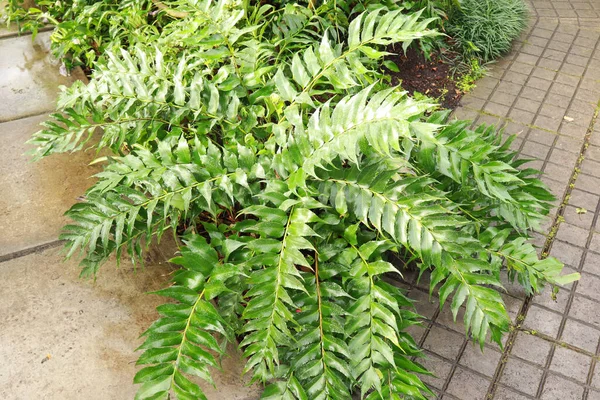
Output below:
[0,31,85,122]
[0,114,100,256]
[0,247,260,400]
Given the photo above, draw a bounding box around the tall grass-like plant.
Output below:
[7,0,576,398]
[447,0,529,62]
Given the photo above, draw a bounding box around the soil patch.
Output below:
[386,47,464,110]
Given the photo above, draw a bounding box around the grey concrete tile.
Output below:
[550,82,578,98]
[523,305,563,337]
[569,294,600,329]
[446,367,491,399]
[544,162,572,183]
[563,205,595,229]
[532,67,557,81]
[522,86,548,102]
[547,40,573,53]
[514,98,542,114]
[410,289,438,321]
[583,251,600,275]
[458,345,501,378]
[546,92,573,108]
[539,58,563,71]
[419,351,453,389]
[500,357,544,396]
[510,108,537,125]
[511,332,553,365]
[586,146,600,163]
[485,102,511,117]
[436,304,465,333]
[422,326,465,360]
[529,129,559,145]
[0,32,85,122]
[521,141,551,159]
[590,233,600,253]
[576,272,600,301]
[549,148,579,166]
[539,103,567,119]
[495,386,531,400]
[576,173,600,195]
[490,91,519,107]
[555,72,581,87]
[562,318,600,353]
[569,190,600,211]
[554,135,582,153]
[556,223,591,246]
[535,115,564,132]
[549,346,592,382]
[559,122,588,139]
[589,389,600,400]
[560,63,585,76]
[532,286,570,313]
[0,114,101,255]
[405,323,428,344]
[540,372,585,399]
[498,81,526,96]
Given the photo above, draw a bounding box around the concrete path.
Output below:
[404,1,600,399]
[0,29,259,400]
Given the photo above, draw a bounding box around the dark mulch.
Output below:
[385,47,465,110]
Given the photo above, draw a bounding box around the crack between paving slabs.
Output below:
[0,239,64,264]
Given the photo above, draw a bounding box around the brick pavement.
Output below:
[402,1,600,399]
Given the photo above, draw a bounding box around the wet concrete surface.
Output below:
[0,31,85,122]
[0,247,261,400]
[0,114,101,256]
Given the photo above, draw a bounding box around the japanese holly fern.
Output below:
[21,0,577,398]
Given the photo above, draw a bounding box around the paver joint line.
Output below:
[0,240,64,264]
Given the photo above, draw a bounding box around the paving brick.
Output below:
[590,233,600,253]
[498,81,526,96]
[419,351,453,389]
[562,318,600,353]
[559,122,588,138]
[551,82,578,98]
[532,67,558,81]
[509,108,537,125]
[446,367,491,399]
[529,128,559,145]
[511,332,553,365]
[556,223,591,245]
[576,272,600,301]
[539,103,568,119]
[523,305,563,337]
[551,240,585,268]
[528,76,554,91]
[586,146,600,163]
[485,102,511,117]
[569,186,600,211]
[548,39,573,53]
[555,72,581,88]
[583,251,600,275]
[494,386,531,400]
[532,286,571,313]
[563,205,595,229]
[546,92,573,108]
[422,326,465,360]
[490,91,518,107]
[521,141,551,159]
[549,346,592,382]
[500,357,545,396]
[576,174,600,196]
[539,58,564,71]
[569,294,600,328]
[541,372,585,399]
[550,148,580,166]
[410,289,439,320]
[554,135,582,153]
[522,86,549,102]
[535,115,564,132]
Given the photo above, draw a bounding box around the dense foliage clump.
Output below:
[447,0,529,62]
[3,0,574,399]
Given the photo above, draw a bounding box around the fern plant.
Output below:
[12,0,578,398]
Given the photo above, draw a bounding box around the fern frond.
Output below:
[135,236,239,400]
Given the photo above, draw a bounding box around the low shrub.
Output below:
[5,0,575,399]
[447,0,529,62]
